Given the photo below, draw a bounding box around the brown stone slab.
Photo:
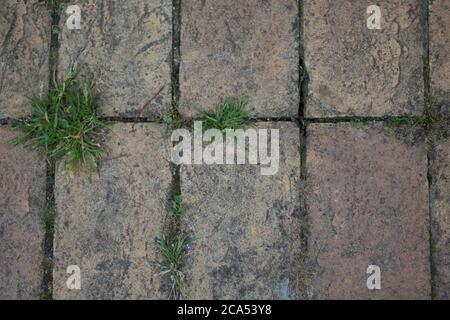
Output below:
[180,0,299,119]
[53,123,172,299]
[430,0,450,108]
[304,0,425,118]
[0,127,46,299]
[432,137,450,299]
[181,122,302,299]
[58,0,172,118]
[0,1,50,119]
[306,123,430,299]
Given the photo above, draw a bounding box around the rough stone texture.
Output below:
[430,0,450,108]
[432,137,450,300]
[180,0,299,119]
[0,1,50,119]
[59,0,172,118]
[306,123,430,299]
[181,122,302,299]
[304,0,425,118]
[0,127,46,299]
[53,123,172,300]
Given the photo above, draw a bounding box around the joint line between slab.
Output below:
[424,0,436,300]
[41,6,62,301]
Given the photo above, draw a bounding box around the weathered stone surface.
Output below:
[430,0,450,108]
[181,123,302,299]
[53,123,172,299]
[0,1,50,119]
[59,0,172,118]
[0,127,46,299]
[304,0,425,118]
[432,137,450,299]
[180,0,299,118]
[306,123,430,299]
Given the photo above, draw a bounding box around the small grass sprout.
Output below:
[200,95,254,131]
[157,235,189,299]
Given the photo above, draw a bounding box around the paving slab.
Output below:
[0,127,46,299]
[0,1,50,119]
[181,122,302,299]
[58,0,172,118]
[53,123,172,299]
[303,0,425,118]
[180,0,299,119]
[430,0,450,108]
[432,137,450,299]
[306,122,430,299]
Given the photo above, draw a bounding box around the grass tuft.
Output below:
[157,234,189,299]
[157,194,190,299]
[200,96,254,131]
[10,65,108,175]
[168,195,186,221]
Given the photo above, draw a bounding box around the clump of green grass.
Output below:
[52,25,61,35]
[168,195,186,220]
[157,235,189,299]
[42,0,66,11]
[10,65,107,175]
[200,96,254,131]
[157,195,190,299]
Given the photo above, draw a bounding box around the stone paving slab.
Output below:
[53,123,172,299]
[303,0,425,118]
[179,0,299,119]
[306,123,430,299]
[432,137,450,300]
[0,1,50,119]
[58,0,172,118]
[181,122,302,299]
[0,127,47,299]
[430,0,450,108]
